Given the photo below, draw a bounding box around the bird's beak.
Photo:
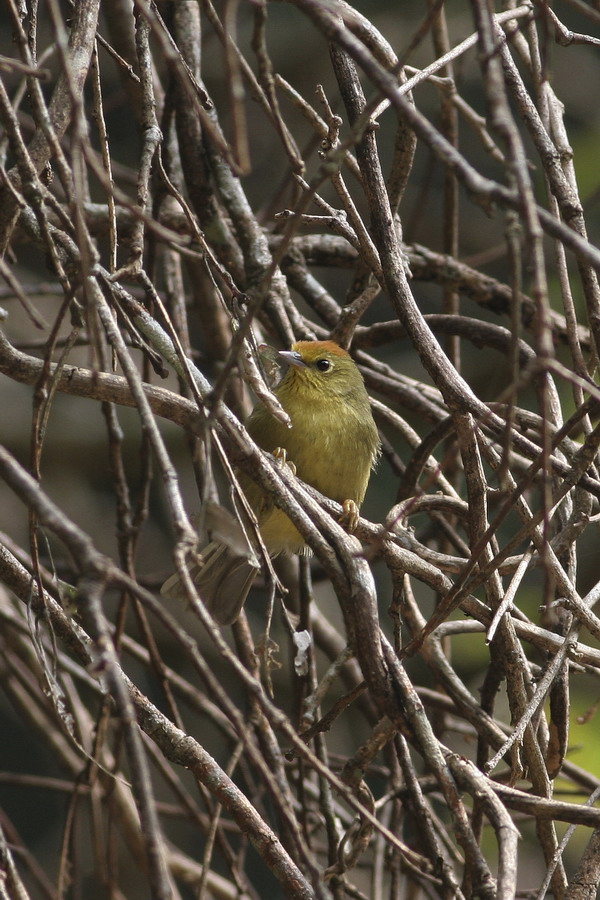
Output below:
[278,350,308,368]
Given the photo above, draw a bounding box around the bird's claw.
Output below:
[273,446,297,476]
[340,499,360,533]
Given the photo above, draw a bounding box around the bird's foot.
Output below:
[273,446,297,476]
[340,499,360,533]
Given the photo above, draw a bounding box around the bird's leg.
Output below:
[272,450,359,532]
[340,499,360,533]
[272,446,297,476]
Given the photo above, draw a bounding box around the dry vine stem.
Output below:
[1,1,600,898]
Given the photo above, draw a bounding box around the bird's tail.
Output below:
[160,541,260,625]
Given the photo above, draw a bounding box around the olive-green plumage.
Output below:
[161,340,380,624]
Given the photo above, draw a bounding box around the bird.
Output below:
[161,340,380,624]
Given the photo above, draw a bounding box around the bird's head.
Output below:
[277,340,366,402]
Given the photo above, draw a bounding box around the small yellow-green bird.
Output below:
[162,340,380,624]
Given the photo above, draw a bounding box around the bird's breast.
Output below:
[282,403,376,505]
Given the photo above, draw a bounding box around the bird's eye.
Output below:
[315,358,332,372]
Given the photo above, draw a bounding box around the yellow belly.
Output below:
[243,382,379,556]
[258,506,307,556]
